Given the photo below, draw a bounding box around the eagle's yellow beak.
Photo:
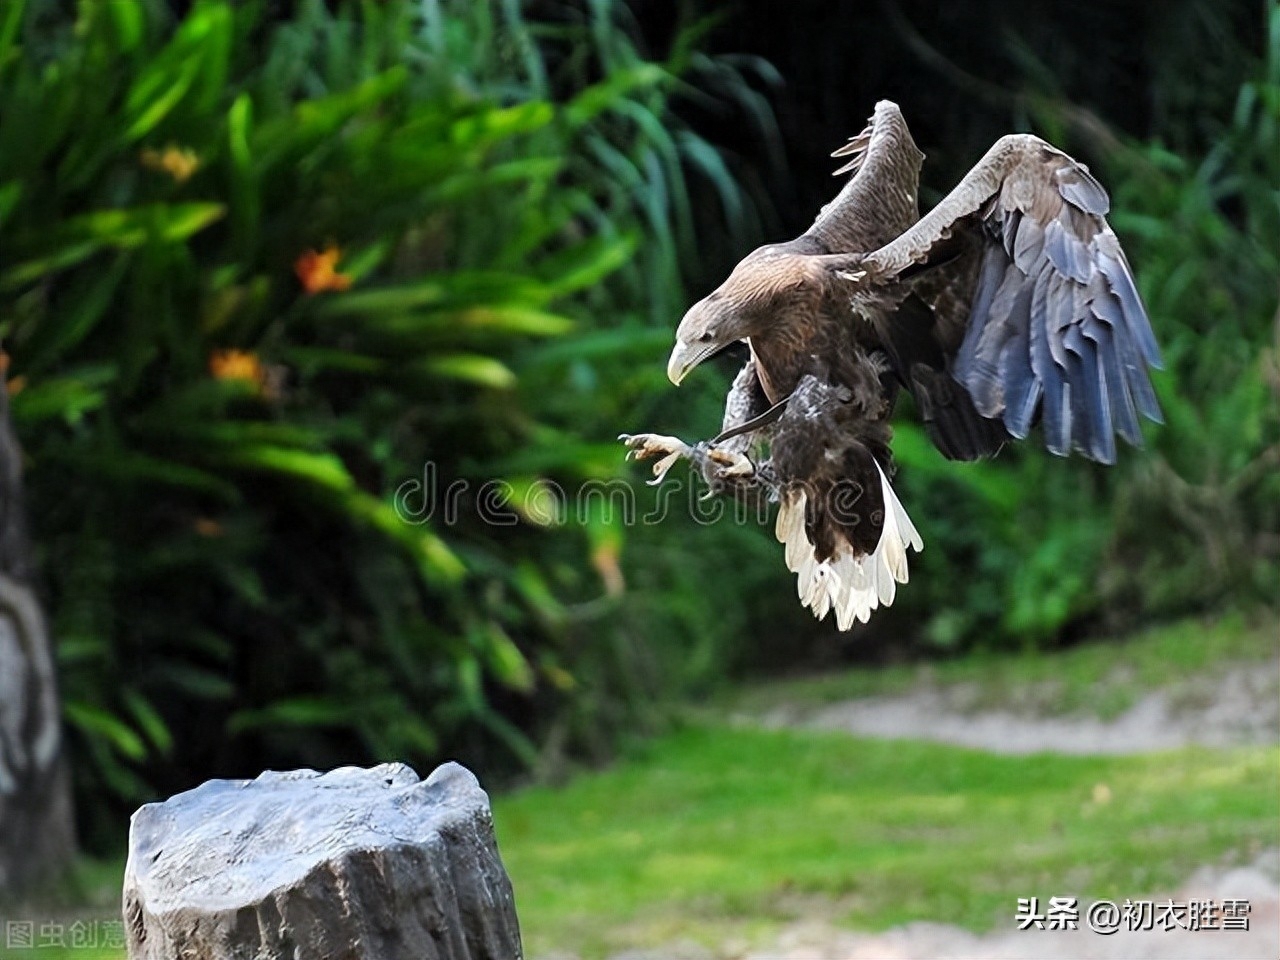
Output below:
[667,338,721,386]
[667,340,696,385]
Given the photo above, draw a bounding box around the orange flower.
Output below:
[294,246,353,294]
[193,517,224,538]
[209,349,265,386]
[140,145,201,183]
[0,352,21,394]
[209,349,286,401]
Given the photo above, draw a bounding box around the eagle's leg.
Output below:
[619,433,760,488]
[699,442,780,502]
[690,359,772,494]
[706,445,755,478]
[620,358,773,489]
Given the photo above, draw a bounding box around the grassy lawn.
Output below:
[726,611,1279,720]
[496,726,1279,958]
[6,859,127,960]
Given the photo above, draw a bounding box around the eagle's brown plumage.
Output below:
[622,100,1162,629]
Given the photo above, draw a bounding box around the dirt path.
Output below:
[750,663,1279,754]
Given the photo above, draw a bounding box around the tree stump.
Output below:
[123,762,523,960]
[0,379,75,900]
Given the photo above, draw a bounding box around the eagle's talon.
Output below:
[646,450,686,485]
[620,433,693,485]
[707,448,756,479]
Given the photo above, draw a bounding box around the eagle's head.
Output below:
[667,244,824,385]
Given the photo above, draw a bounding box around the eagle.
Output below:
[620,100,1162,630]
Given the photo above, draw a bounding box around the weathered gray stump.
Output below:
[123,762,522,960]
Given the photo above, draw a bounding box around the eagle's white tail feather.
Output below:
[878,460,924,553]
[778,464,923,631]
[776,492,808,572]
[785,524,808,572]
[797,549,816,599]
[811,565,832,619]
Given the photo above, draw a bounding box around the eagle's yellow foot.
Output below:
[619,433,692,486]
[620,434,757,488]
[706,447,755,479]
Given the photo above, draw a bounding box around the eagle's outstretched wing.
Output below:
[853,134,1163,464]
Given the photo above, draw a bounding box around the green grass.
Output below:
[5,859,127,960]
[726,611,1279,720]
[495,725,1279,958]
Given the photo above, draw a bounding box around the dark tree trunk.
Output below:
[0,381,75,899]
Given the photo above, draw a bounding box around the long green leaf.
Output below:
[228,697,352,734]
[316,272,555,315]
[421,353,517,388]
[1,204,224,289]
[123,690,174,755]
[217,445,356,492]
[121,4,233,140]
[64,701,147,761]
[8,365,116,425]
[539,234,638,296]
[563,63,670,127]
[17,253,129,373]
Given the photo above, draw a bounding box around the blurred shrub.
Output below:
[889,1,1279,648]
[0,0,775,845]
[1102,32,1280,619]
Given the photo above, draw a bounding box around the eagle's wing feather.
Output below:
[858,134,1162,464]
[806,101,925,255]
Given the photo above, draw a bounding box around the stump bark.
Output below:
[0,380,75,900]
[123,761,522,960]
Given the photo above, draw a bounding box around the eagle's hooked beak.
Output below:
[669,291,734,385]
[667,339,696,385]
[666,338,722,386]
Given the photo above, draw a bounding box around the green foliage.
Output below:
[1102,15,1280,615]
[0,0,768,843]
[887,6,1279,648]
